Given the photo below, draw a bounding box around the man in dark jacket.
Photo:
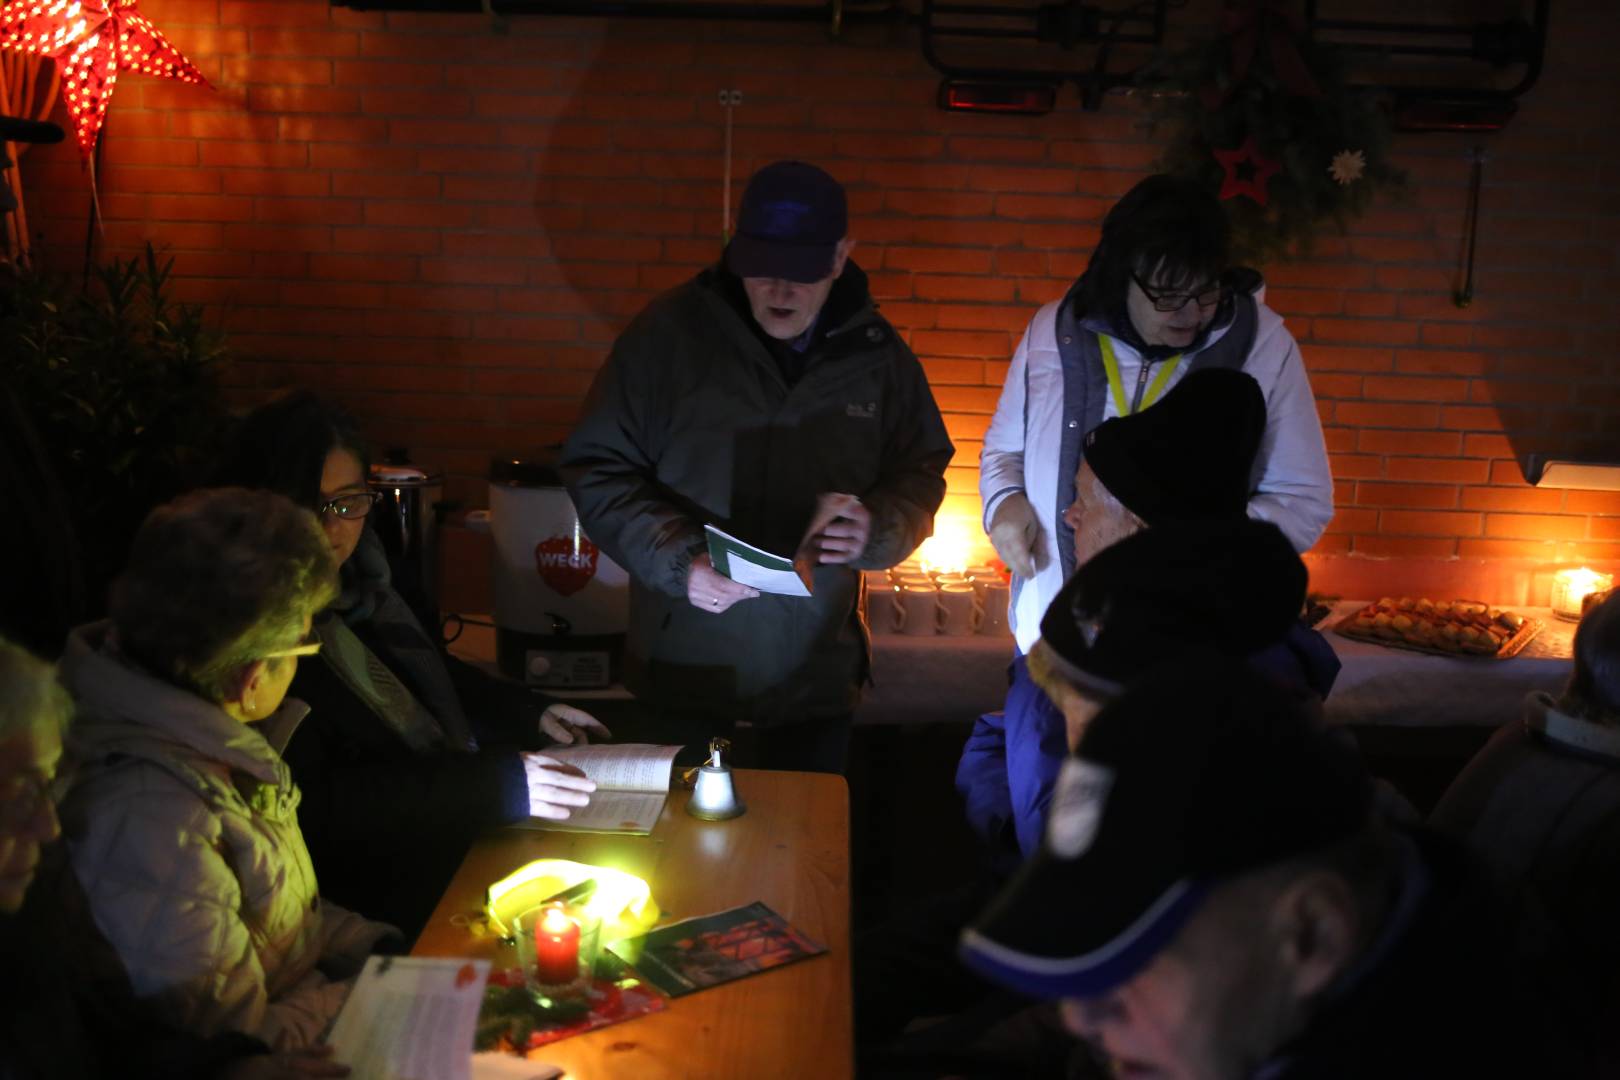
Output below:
[960,659,1595,1080]
[562,160,953,773]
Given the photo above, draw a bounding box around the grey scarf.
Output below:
[320,530,477,753]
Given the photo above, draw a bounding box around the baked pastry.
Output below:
[1343,597,1528,656]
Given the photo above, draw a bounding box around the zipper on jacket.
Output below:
[1130,360,1155,413]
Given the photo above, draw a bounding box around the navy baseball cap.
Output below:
[726,160,848,283]
[959,657,1370,1000]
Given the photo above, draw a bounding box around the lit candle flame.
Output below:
[916,514,978,575]
[540,905,573,934]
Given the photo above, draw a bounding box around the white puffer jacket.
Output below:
[58,624,395,1048]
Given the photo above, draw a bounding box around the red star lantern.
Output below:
[1213,136,1281,207]
[0,0,210,159]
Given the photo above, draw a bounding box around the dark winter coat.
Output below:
[562,262,953,724]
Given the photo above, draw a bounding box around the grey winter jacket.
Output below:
[563,263,953,722]
[57,624,395,1049]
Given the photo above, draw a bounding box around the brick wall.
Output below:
[18,0,1620,601]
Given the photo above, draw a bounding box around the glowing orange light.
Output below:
[1551,567,1614,621]
[916,512,989,575]
[0,0,210,158]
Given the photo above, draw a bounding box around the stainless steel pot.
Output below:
[368,459,444,627]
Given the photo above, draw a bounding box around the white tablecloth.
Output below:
[860,632,1014,726]
[450,604,1576,731]
[1318,601,1575,729]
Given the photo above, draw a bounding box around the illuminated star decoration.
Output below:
[0,0,210,159]
[1213,136,1281,207]
[1329,148,1367,186]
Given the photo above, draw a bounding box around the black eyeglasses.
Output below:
[1131,272,1225,313]
[263,628,322,662]
[317,491,381,520]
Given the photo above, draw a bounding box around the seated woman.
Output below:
[56,488,397,1049]
[1431,588,1620,1014]
[1,637,348,1079]
[214,391,601,939]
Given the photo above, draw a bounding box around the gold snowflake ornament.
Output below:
[1329,149,1367,186]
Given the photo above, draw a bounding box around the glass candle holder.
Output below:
[515,902,603,999]
[1551,567,1614,621]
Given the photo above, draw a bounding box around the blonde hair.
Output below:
[109,487,338,702]
[0,638,72,743]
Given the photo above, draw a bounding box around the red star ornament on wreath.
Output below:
[0,0,210,159]
[1213,136,1281,207]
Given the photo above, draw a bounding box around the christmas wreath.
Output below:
[1142,0,1405,264]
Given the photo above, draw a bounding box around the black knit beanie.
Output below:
[1038,518,1306,695]
[1084,368,1267,527]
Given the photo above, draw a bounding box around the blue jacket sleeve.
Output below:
[1003,655,1070,859]
[956,707,1014,851]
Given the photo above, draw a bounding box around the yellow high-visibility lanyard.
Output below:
[1098,334,1182,417]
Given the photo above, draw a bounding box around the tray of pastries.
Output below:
[1334,597,1542,659]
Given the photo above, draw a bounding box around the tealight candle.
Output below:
[1550,567,1614,622]
[533,904,580,985]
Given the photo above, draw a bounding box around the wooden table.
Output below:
[413,770,852,1080]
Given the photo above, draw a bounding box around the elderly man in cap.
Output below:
[857,518,1323,1063]
[958,368,1339,864]
[960,659,1591,1079]
[563,160,952,773]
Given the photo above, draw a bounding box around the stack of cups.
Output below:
[863,562,1012,637]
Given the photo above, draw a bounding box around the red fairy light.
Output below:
[0,0,210,158]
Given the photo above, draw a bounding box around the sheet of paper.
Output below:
[545,743,681,792]
[522,788,668,835]
[705,524,813,597]
[327,956,489,1080]
[470,1053,561,1080]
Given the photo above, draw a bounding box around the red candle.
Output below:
[533,905,580,985]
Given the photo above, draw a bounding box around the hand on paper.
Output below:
[521,752,596,819]
[220,1045,352,1078]
[808,493,870,565]
[539,703,612,746]
[687,553,760,613]
[987,492,1040,579]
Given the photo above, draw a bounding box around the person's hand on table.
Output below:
[687,553,759,614]
[808,493,871,565]
[539,703,611,746]
[220,1046,351,1079]
[521,752,596,819]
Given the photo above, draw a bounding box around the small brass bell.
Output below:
[686,737,745,821]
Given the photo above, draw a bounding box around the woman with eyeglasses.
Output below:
[214,390,602,942]
[53,488,396,1052]
[979,172,1333,658]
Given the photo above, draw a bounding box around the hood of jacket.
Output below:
[60,622,306,803]
[1525,689,1620,762]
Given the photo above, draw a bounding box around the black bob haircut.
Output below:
[214,389,370,512]
[1077,174,1231,319]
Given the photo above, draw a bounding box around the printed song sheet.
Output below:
[327,956,490,1080]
